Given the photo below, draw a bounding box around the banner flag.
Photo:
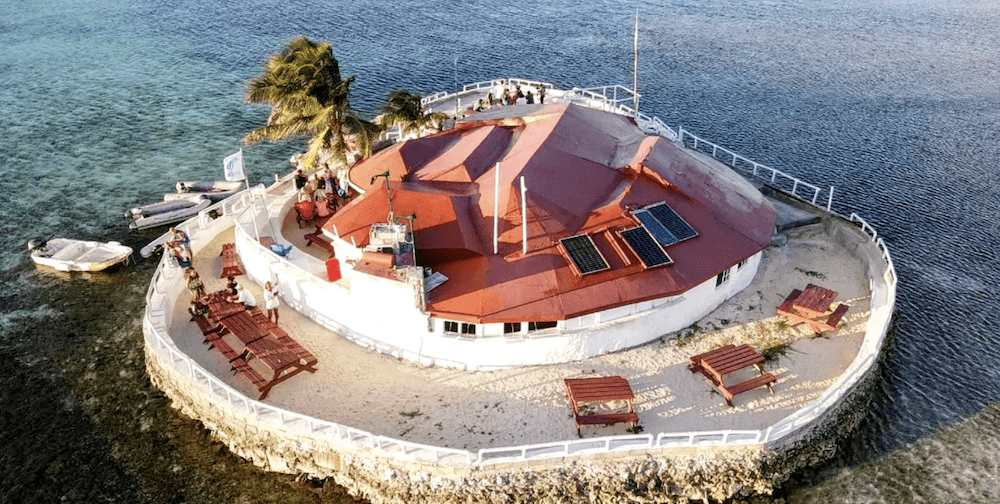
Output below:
[223,150,245,181]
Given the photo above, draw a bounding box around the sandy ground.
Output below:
[168,217,870,451]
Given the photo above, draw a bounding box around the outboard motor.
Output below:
[28,239,49,256]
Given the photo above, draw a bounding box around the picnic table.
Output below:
[204,290,245,324]
[564,376,639,437]
[776,284,849,335]
[220,243,245,278]
[690,345,776,407]
[196,291,318,400]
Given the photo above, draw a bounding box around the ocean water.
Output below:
[2,0,999,502]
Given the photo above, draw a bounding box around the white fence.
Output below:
[678,127,833,210]
[142,82,897,470]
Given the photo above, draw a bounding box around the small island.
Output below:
[142,38,896,503]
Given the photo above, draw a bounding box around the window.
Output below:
[528,321,558,332]
[716,269,730,287]
[443,321,459,334]
[503,322,522,334]
[737,258,748,270]
[461,322,477,336]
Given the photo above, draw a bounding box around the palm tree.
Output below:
[243,37,381,170]
[377,90,448,141]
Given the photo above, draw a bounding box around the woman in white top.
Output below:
[263,280,280,323]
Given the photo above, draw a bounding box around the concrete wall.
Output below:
[142,205,895,503]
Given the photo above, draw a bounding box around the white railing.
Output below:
[850,213,897,287]
[142,193,476,466]
[678,127,832,210]
[143,86,897,471]
[421,78,556,107]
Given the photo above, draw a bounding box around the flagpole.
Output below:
[236,149,261,243]
[633,8,640,114]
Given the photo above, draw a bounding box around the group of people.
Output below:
[474,82,546,112]
[294,165,351,222]
[167,226,192,268]
[189,272,281,324]
[178,224,281,324]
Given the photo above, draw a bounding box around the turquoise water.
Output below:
[2,0,1000,502]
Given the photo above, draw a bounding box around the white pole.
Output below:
[520,176,528,255]
[493,162,500,254]
[240,148,261,243]
[827,186,835,211]
[633,9,639,114]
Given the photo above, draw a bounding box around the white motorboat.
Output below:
[126,194,210,230]
[28,238,133,272]
[164,180,243,203]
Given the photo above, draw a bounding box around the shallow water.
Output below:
[2,0,999,502]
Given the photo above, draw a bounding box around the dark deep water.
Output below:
[2,1,999,502]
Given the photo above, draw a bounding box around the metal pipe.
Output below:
[493,162,500,254]
[520,176,528,255]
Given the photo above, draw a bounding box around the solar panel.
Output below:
[621,227,673,268]
[646,202,698,242]
[633,209,679,247]
[560,235,610,275]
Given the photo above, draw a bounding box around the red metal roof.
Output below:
[327,103,776,323]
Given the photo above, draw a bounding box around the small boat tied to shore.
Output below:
[28,238,133,272]
[164,180,243,203]
[126,194,210,230]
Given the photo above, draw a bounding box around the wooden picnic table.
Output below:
[777,284,850,335]
[204,290,245,323]
[690,345,776,407]
[564,376,638,437]
[793,284,838,317]
[220,243,245,278]
[200,292,318,400]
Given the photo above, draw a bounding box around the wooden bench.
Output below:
[776,288,803,314]
[721,373,777,407]
[825,304,849,329]
[230,358,268,391]
[189,310,221,340]
[220,243,245,278]
[304,229,335,257]
[574,412,639,437]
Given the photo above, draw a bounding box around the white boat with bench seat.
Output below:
[28,237,132,272]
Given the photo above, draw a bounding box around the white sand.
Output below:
[168,221,870,450]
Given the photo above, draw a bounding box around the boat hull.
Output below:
[127,195,209,230]
[30,238,133,272]
[165,180,243,203]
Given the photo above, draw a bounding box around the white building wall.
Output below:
[235,201,763,370]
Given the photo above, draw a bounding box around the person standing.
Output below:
[185,268,206,300]
[263,280,280,323]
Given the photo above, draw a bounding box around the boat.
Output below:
[126,194,210,230]
[164,180,244,203]
[28,238,132,272]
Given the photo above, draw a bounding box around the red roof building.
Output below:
[324,103,776,325]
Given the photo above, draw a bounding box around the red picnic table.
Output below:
[776,284,850,335]
[690,345,776,407]
[194,291,317,400]
[564,376,639,437]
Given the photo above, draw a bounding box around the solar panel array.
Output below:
[621,227,673,268]
[634,209,679,247]
[646,202,698,242]
[560,235,610,275]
